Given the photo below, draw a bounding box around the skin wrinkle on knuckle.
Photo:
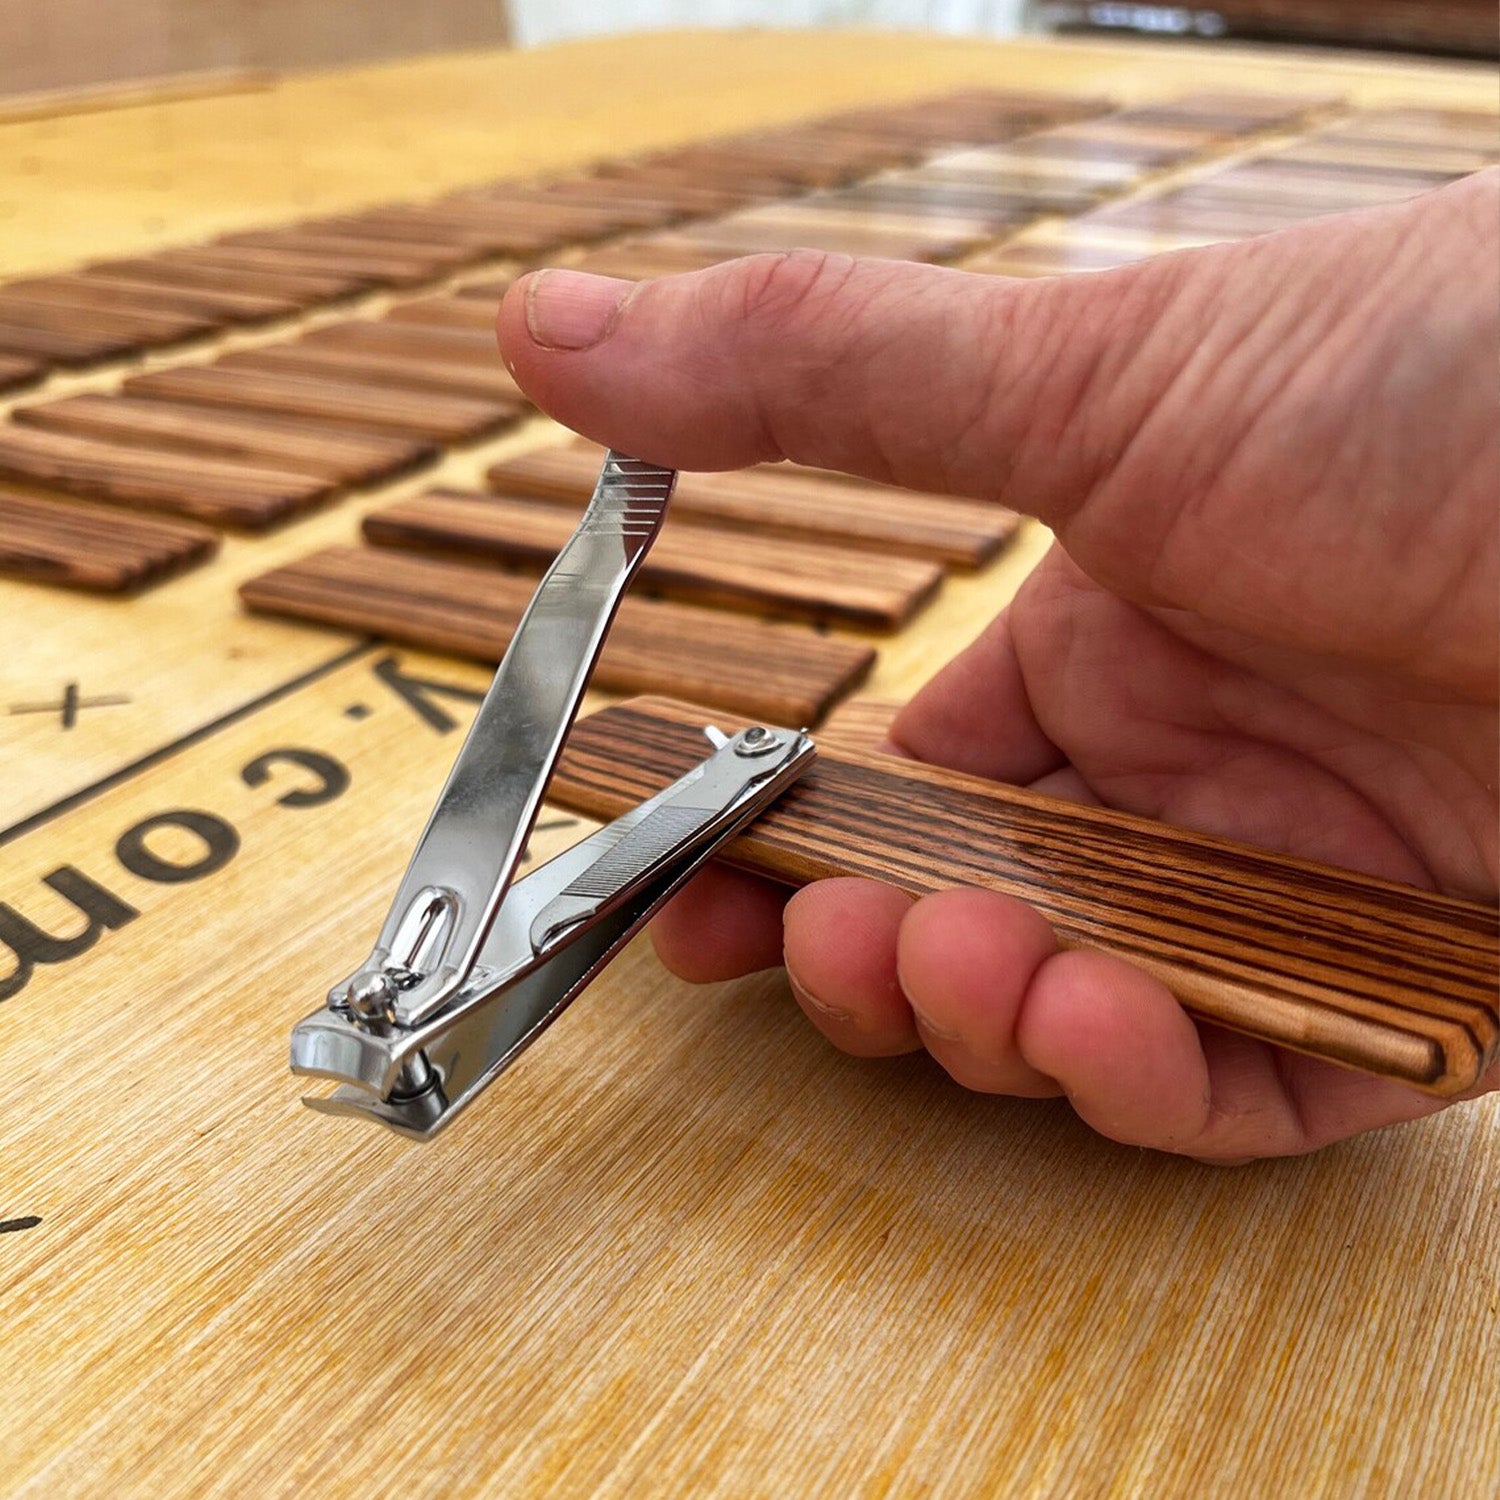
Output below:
[711,250,866,462]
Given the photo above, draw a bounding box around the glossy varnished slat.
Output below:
[552,698,1500,1096]
[0,292,218,348]
[0,272,295,328]
[381,295,508,332]
[0,423,335,528]
[121,363,522,444]
[0,353,45,393]
[239,547,875,725]
[0,317,145,366]
[226,341,525,403]
[365,487,944,630]
[90,252,370,306]
[301,319,506,367]
[0,485,218,591]
[486,443,1018,566]
[12,394,436,484]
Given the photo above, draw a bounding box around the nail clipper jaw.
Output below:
[289,724,816,1140]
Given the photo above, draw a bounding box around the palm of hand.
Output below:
[499,168,1500,1161]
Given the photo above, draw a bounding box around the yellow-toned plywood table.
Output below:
[1,31,1496,1499]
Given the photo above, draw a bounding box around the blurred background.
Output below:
[3,1,1494,98]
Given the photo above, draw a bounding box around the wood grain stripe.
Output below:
[0,354,44,393]
[0,485,218,591]
[301,320,507,367]
[0,423,336,528]
[0,272,294,327]
[550,698,1500,1096]
[90,253,369,305]
[486,443,1018,567]
[0,293,217,347]
[12,394,436,485]
[364,487,944,630]
[239,547,875,726]
[121,364,521,444]
[225,342,525,403]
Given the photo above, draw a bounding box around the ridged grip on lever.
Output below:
[549,697,1499,1097]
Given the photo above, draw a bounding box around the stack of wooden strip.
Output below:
[482,441,1018,568]
[1,88,1114,598]
[239,546,877,726]
[570,93,1331,280]
[0,88,1110,394]
[238,437,1019,721]
[972,104,1498,277]
[0,485,217,592]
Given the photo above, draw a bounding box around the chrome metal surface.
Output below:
[327,451,676,1030]
[291,726,816,1139]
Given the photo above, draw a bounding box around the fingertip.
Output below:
[896,887,1061,1095]
[1016,949,1213,1151]
[649,864,789,982]
[783,878,920,1056]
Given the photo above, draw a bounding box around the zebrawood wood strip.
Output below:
[12,394,436,484]
[452,278,513,301]
[301,320,504,367]
[153,244,404,289]
[217,228,476,276]
[0,273,291,327]
[0,485,217,591]
[365,488,943,630]
[0,424,335,528]
[121,364,521,444]
[486,444,1018,567]
[654,217,983,262]
[239,547,874,725]
[0,293,216,346]
[968,241,1150,277]
[226,342,525,403]
[381,296,508,332]
[551,697,1500,1096]
[0,353,44,393]
[64,269,303,322]
[0,318,144,365]
[91,253,369,304]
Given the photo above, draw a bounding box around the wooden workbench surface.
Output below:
[1,31,1495,1499]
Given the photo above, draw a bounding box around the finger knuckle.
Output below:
[723,249,862,328]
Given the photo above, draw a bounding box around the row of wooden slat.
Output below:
[0,88,1108,383]
[0,88,1110,597]
[970,103,1500,276]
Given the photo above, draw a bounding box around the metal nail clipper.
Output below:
[290,451,816,1139]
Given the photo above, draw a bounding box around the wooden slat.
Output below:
[0,292,216,347]
[0,423,335,528]
[486,443,1019,567]
[552,697,1500,1096]
[89,252,370,305]
[301,319,505,367]
[0,485,217,591]
[381,295,508,332]
[654,216,984,263]
[12,394,436,485]
[0,353,45,393]
[148,244,403,290]
[0,271,296,326]
[239,546,875,725]
[215,228,476,278]
[121,364,522,444]
[364,488,944,631]
[224,341,525,404]
[0,317,145,365]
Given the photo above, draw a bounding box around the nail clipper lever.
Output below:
[287,449,816,1139]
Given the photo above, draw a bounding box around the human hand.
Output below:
[498,168,1499,1162]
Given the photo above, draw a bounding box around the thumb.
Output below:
[496,175,1495,687]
